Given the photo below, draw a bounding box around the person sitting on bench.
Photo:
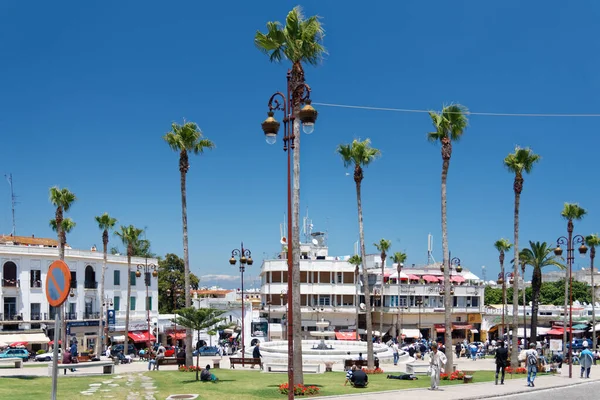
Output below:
[350,367,368,388]
[387,373,418,380]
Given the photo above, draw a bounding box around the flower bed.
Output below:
[441,370,465,381]
[363,367,384,374]
[179,365,200,372]
[505,366,526,374]
[279,383,320,396]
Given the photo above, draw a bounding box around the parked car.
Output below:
[567,339,587,351]
[0,348,29,361]
[151,344,175,357]
[110,344,137,357]
[35,350,61,362]
[193,346,219,356]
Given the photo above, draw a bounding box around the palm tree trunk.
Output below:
[96,231,108,356]
[124,249,132,356]
[55,208,68,349]
[380,255,385,340]
[441,156,454,370]
[530,266,541,342]
[291,105,304,385]
[397,265,402,340]
[511,184,521,368]
[522,276,527,347]
[356,268,360,341]
[356,177,374,369]
[180,153,193,367]
[563,261,569,358]
[592,247,597,352]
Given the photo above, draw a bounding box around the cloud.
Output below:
[200,274,239,282]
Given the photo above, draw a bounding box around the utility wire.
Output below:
[312,102,600,118]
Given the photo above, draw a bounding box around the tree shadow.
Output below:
[180,379,236,384]
[0,375,40,380]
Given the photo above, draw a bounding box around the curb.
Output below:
[461,379,598,399]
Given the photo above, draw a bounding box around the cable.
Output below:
[312,102,600,118]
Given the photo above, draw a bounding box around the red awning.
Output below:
[546,329,563,335]
[451,275,466,283]
[168,332,186,340]
[384,272,392,278]
[453,324,473,330]
[434,324,445,333]
[128,331,156,343]
[407,274,420,280]
[335,331,357,341]
[9,341,28,347]
[422,275,439,283]
[48,340,62,345]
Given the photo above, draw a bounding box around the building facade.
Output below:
[0,235,158,352]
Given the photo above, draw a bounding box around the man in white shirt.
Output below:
[392,342,400,365]
[428,342,447,391]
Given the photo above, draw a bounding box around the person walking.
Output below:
[494,340,508,385]
[252,342,262,369]
[392,342,400,365]
[428,342,447,391]
[526,343,538,387]
[580,341,594,378]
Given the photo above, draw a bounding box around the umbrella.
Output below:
[48,340,62,345]
[9,341,28,347]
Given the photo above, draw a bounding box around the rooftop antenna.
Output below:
[427,233,435,264]
[5,174,17,236]
[481,265,487,282]
[302,207,313,243]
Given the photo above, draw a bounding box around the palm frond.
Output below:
[95,212,118,231]
[585,234,600,248]
[503,146,540,175]
[374,239,392,253]
[391,251,407,264]
[49,218,76,233]
[348,255,362,266]
[49,186,77,211]
[561,202,587,221]
[494,238,512,253]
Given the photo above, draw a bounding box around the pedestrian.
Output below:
[428,342,447,391]
[494,340,508,385]
[580,341,594,378]
[526,343,538,387]
[392,342,399,365]
[252,342,262,369]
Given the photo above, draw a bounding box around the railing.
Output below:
[84,281,98,289]
[65,313,78,320]
[30,313,48,321]
[0,313,23,321]
[2,278,20,287]
[30,280,42,288]
[0,244,157,265]
[84,312,100,319]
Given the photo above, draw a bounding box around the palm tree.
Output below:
[585,234,600,351]
[519,241,564,341]
[164,121,214,365]
[338,138,381,368]
[115,225,144,356]
[348,254,362,341]
[49,217,76,348]
[428,104,469,368]
[560,202,587,353]
[374,239,391,339]
[174,307,227,381]
[503,146,540,367]
[391,252,407,338]
[255,6,326,383]
[95,213,118,356]
[49,187,76,261]
[494,239,512,338]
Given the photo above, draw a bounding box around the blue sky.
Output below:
[1,1,599,288]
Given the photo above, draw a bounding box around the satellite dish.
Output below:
[280,237,287,245]
[359,303,366,311]
[312,239,318,245]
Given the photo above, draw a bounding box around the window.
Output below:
[114,270,120,286]
[318,296,330,306]
[114,296,120,311]
[471,296,479,307]
[130,271,137,286]
[146,296,152,311]
[68,303,77,319]
[49,306,58,320]
[30,270,42,288]
[70,271,77,288]
[3,297,16,319]
[30,303,41,320]
[130,297,136,311]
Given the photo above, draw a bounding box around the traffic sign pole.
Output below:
[51,309,61,400]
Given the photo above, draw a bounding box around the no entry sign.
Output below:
[46,260,72,307]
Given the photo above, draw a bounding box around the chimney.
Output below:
[32,234,35,238]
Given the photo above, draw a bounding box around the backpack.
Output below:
[527,351,537,366]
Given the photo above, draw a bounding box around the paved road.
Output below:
[501,380,600,400]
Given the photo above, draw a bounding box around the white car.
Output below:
[35,350,61,362]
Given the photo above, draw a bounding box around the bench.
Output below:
[229,357,262,369]
[0,358,23,368]
[406,363,429,375]
[158,357,178,366]
[77,355,92,363]
[462,370,476,383]
[265,363,321,373]
[48,361,115,376]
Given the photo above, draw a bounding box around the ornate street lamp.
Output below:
[229,242,253,358]
[136,259,158,347]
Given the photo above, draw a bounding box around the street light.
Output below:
[497,272,513,340]
[397,262,404,340]
[554,233,588,378]
[439,257,460,296]
[166,288,183,346]
[229,242,253,357]
[136,258,158,348]
[262,70,317,398]
[415,297,423,339]
[102,296,113,351]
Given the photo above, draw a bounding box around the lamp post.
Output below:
[229,243,253,357]
[519,260,527,348]
[262,71,318,398]
[267,300,272,342]
[166,288,183,346]
[554,234,588,378]
[415,298,423,339]
[497,272,513,340]
[397,262,404,339]
[102,296,113,352]
[280,289,288,340]
[136,258,158,348]
[373,289,381,338]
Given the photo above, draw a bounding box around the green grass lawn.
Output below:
[0,369,513,400]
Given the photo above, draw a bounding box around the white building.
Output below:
[260,235,484,345]
[0,234,158,352]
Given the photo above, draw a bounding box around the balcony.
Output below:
[84,281,98,289]
[2,278,20,288]
[84,312,100,320]
[30,313,48,321]
[65,313,78,320]
[0,313,23,321]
